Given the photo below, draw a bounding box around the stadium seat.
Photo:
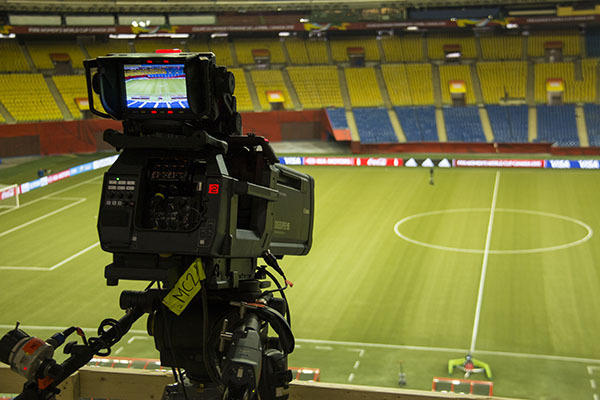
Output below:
[326,108,349,131]
[480,35,523,60]
[284,38,310,64]
[381,64,434,106]
[250,69,293,110]
[380,35,424,62]
[287,66,343,109]
[85,39,130,59]
[427,34,477,59]
[306,39,329,64]
[439,64,476,105]
[534,61,597,103]
[330,37,381,62]
[0,40,30,72]
[536,104,579,146]
[133,39,182,53]
[52,75,89,119]
[0,74,63,122]
[486,105,529,143]
[443,106,486,142]
[583,104,600,147]
[228,68,254,112]
[234,39,286,65]
[527,30,580,57]
[586,29,600,57]
[26,41,87,70]
[353,108,397,143]
[477,61,527,103]
[394,106,438,142]
[345,67,384,107]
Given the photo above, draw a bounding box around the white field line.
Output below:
[0,242,99,271]
[0,326,596,365]
[589,366,600,375]
[0,198,86,238]
[0,174,102,217]
[470,170,500,354]
[347,373,355,382]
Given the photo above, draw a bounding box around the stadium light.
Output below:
[109,34,136,39]
[406,26,419,31]
[279,32,290,37]
[0,33,16,39]
[507,23,519,29]
[211,32,228,38]
[131,21,138,27]
[299,18,309,22]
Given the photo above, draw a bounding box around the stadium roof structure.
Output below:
[0,0,588,13]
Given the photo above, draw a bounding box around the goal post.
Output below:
[432,377,493,396]
[0,184,20,209]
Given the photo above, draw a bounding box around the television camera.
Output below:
[0,52,314,400]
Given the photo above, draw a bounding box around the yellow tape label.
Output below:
[162,259,206,316]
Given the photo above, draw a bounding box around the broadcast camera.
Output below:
[0,52,314,400]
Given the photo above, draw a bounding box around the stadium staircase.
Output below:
[584,104,600,146]
[243,69,261,112]
[435,108,448,142]
[337,66,352,110]
[44,76,73,121]
[0,102,15,124]
[280,68,302,110]
[528,106,537,142]
[575,105,589,147]
[478,107,494,142]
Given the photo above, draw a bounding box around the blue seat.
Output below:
[353,108,398,143]
[586,29,600,57]
[443,106,486,142]
[536,104,579,147]
[326,108,349,130]
[486,105,528,143]
[394,106,438,142]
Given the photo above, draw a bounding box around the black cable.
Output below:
[201,284,224,392]
[262,268,291,327]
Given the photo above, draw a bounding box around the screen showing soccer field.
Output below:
[124,64,188,109]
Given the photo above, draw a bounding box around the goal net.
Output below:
[0,184,20,209]
[432,377,493,396]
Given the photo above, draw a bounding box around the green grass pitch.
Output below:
[126,78,186,101]
[2,154,600,399]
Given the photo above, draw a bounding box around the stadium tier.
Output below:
[534,60,597,103]
[394,106,438,142]
[443,106,486,142]
[345,67,384,107]
[486,105,529,143]
[427,34,477,59]
[234,39,286,65]
[325,108,349,132]
[380,35,424,62]
[52,75,90,119]
[0,40,30,72]
[584,104,600,147]
[353,107,397,143]
[527,30,580,57]
[477,61,527,103]
[84,40,131,59]
[479,35,523,60]
[187,39,234,66]
[536,104,579,146]
[133,39,183,53]
[250,69,293,110]
[305,39,330,64]
[228,68,254,112]
[381,64,434,106]
[439,64,476,105]
[284,38,310,64]
[26,41,87,70]
[330,37,381,62]
[287,66,343,109]
[586,29,600,57]
[0,73,63,121]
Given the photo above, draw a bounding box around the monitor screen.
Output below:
[124,63,188,109]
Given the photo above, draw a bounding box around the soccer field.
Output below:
[1,155,600,399]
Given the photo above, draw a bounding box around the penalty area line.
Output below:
[0,242,100,271]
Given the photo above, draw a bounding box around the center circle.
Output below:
[393,208,593,254]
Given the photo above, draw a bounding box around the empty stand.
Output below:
[0,40,30,72]
[353,108,397,143]
[534,60,597,103]
[85,39,130,59]
[536,104,579,146]
[52,75,91,119]
[394,106,438,142]
[228,68,254,112]
[250,69,293,110]
[306,39,330,64]
[427,34,477,59]
[188,39,234,66]
[326,108,349,131]
[345,67,384,107]
[330,37,381,62]
[285,38,310,64]
[0,74,63,121]
[486,105,528,142]
[584,103,600,146]
[480,35,523,60]
[586,29,600,58]
[477,61,527,103]
[527,30,580,57]
[380,35,424,62]
[439,64,476,105]
[443,106,486,142]
[287,66,343,109]
[381,64,434,106]
[26,41,87,70]
[234,39,286,65]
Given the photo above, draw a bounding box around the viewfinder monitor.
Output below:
[124,63,188,109]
